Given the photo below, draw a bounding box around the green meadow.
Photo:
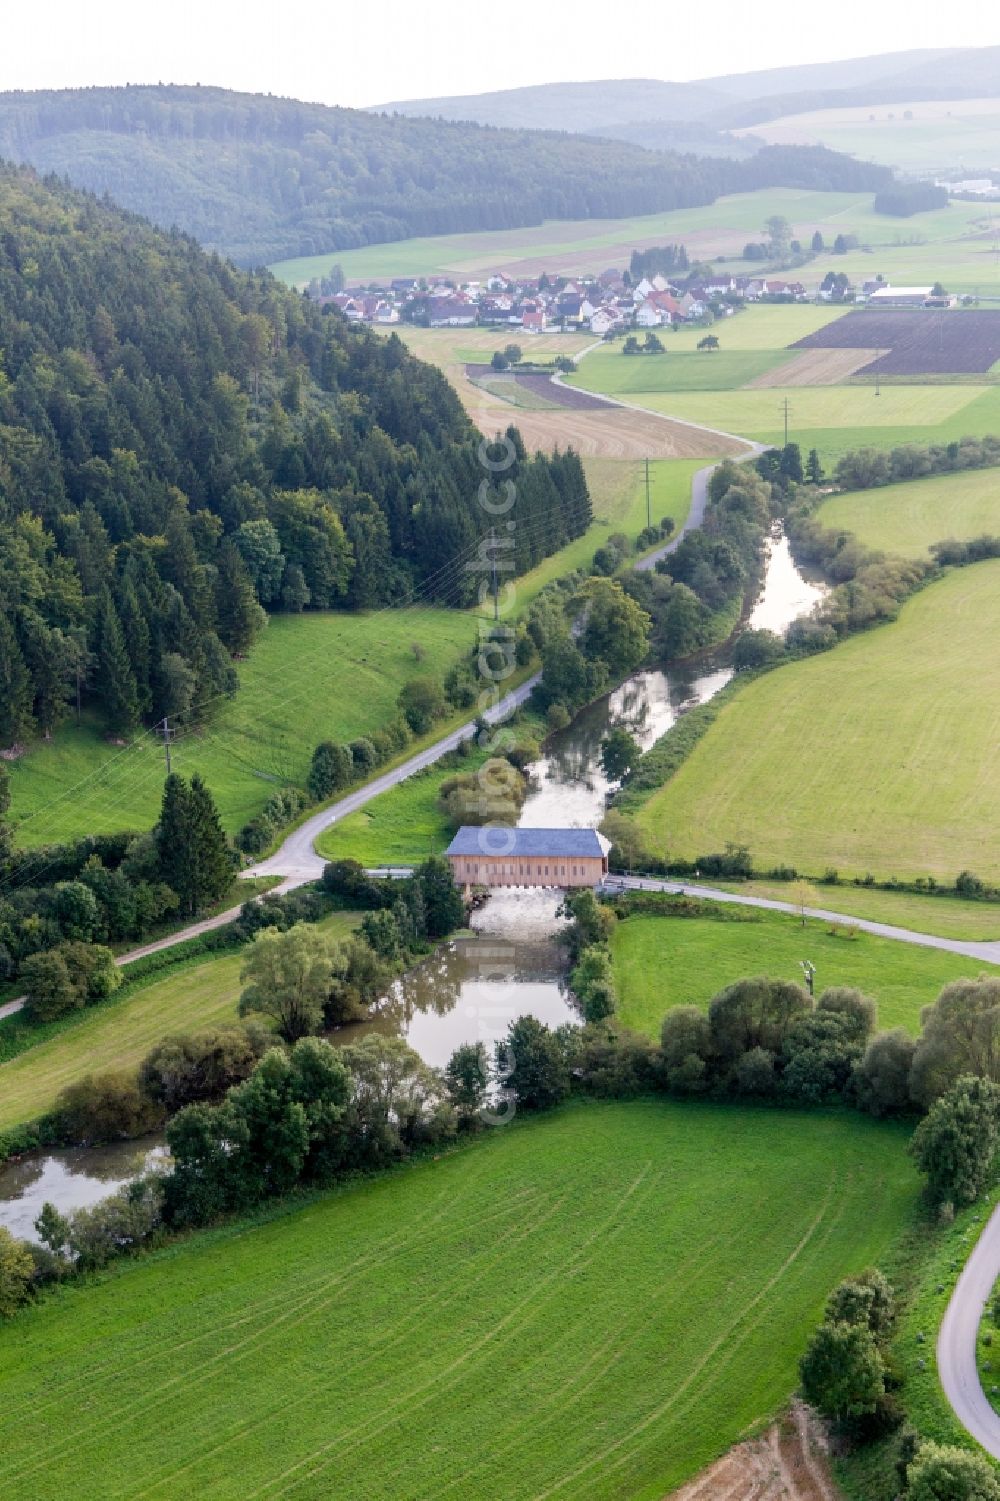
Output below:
[268,188,994,292]
[0,911,362,1132]
[585,379,1000,467]
[742,96,1000,176]
[7,607,479,848]
[611,910,996,1040]
[0,1097,916,1501]
[816,464,1000,557]
[631,561,1000,883]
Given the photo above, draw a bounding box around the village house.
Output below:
[429,295,477,327]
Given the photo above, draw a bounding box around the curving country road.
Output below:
[938,1203,1000,1459]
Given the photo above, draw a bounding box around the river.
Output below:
[0,529,824,1237]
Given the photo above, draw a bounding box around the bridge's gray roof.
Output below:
[445,826,610,858]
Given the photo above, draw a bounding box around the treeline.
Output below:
[634,458,772,659]
[0,165,590,747]
[0,87,891,264]
[0,767,235,997]
[874,182,949,217]
[628,243,690,280]
[833,434,1000,490]
[528,576,652,727]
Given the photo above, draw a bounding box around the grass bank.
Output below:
[0,1095,915,1500]
[630,561,1000,884]
[611,908,1000,1039]
[712,880,1000,942]
[0,910,362,1133]
[816,465,1000,560]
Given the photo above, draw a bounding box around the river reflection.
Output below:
[0,1140,166,1242]
[748,531,826,634]
[0,531,824,1236]
[331,890,576,1069]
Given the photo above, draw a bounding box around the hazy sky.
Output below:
[3,0,997,109]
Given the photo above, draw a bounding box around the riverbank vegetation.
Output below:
[0,858,461,1154]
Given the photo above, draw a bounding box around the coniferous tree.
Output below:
[22,617,73,738]
[117,581,153,716]
[215,542,266,656]
[0,764,11,863]
[155,772,232,914]
[95,591,140,734]
[188,773,235,911]
[155,773,195,911]
[0,614,35,746]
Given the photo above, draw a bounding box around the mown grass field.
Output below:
[631,561,1000,882]
[597,381,1000,461]
[569,308,1000,464]
[567,348,790,394]
[8,607,480,848]
[0,1096,916,1501]
[713,880,1000,941]
[739,95,1000,176]
[0,911,363,1132]
[269,188,994,292]
[611,910,996,1040]
[816,465,1000,558]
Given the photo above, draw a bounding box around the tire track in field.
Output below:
[428,1220,737,1501]
[246,1164,657,1500]
[2,1174,541,1484]
[130,1187,576,1501]
[584,1172,861,1498]
[1,1174,514,1435]
[526,1171,843,1501]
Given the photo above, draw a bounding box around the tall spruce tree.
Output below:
[215,542,266,656]
[22,617,73,738]
[155,773,196,912]
[0,764,11,863]
[188,774,234,911]
[96,591,140,734]
[0,615,34,747]
[155,772,233,915]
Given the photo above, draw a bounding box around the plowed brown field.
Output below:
[476,400,746,457]
[747,348,889,388]
[668,1403,838,1501]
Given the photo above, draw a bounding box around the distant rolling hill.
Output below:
[378,48,1000,146]
[375,77,729,131]
[0,84,888,267]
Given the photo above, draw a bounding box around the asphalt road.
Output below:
[938,1201,1000,1458]
[603,875,1000,966]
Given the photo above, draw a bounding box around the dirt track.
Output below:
[747,348,889,388]
[668,1403,839,1501]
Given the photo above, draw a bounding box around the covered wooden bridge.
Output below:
[445,826,611,892]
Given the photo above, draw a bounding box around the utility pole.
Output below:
[644,457,651,530]
[782,397,790,447]
[158,716,175,776]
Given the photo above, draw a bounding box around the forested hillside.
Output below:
[0,86,890,265]
[0,164,591,749]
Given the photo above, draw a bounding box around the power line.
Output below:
[2,497,593,893]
